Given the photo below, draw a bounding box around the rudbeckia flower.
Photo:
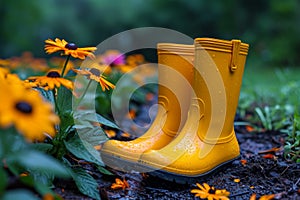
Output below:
[0,81,59,141]
[0,67,9,80]
[82,59,112,74]
[0,72,39,89]
[28,70,73,90]
[126,54,145,67]
[44,38,97,59]
[191,183,230,200]
[73,67,115,91]
[0,59,10,67]
[112,54,147,73]
[1,52,49,73]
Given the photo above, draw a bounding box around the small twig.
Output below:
[280,166,289,176]
[258,147,282,154]
[68,154,91,165]
[291,177,300,191]
[294,177,300,186]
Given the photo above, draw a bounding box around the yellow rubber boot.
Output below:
[101,43,194,169]
[138,38,249,182]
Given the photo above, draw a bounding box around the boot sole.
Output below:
[102,152,240,184]
[139,156,240,184]
[101,152,144,173]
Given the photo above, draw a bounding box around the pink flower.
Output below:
[101,50,125,66]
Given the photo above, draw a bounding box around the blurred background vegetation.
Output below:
[1,0,300,68]
[1,0,300,162]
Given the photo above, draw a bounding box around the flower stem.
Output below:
[61,55,71,77]
[52,89,60,114]
[76,79,93,107]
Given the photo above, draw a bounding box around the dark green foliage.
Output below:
[1,0,300,67]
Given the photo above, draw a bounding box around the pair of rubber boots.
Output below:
[101,38,249,182]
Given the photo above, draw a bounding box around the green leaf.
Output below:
[59,110,74,133]
[19,175,55,196]
[71,168,100,200]
[31,143,53,153]
[64,135,104,166]
[7,150,70,178]
[0,167,7,194]
[33,178,57,197]
[2,189,39,200]
[97,165,113,175]
[74,110,119,129]
[76,125,109,146]
[73,111,109,146]
[28,169,54,187]
[57,85,73,112]
[19,175,35,187]
[255,107,268,129]
[0,127,28,156]
[96,113,119,129]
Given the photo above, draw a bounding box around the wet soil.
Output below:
[54,94,300,199]
[54,130,300,199]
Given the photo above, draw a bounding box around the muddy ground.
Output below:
[54,128,300,200]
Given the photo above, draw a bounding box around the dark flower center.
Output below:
[15,101,33,114]
[46,71,61,78]
[89,68,101,76]
[208,188,216,194]
[65,43,78,50]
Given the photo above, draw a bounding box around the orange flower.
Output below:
[250,194,257,200]
[94,145,102,151]
[146,93,155,101]
[105,129,117,138]
[43,193,58,200]
[246,125,255,132]
[250,193,275,200]
[44,38,97,59]
[28,70,73,90]
[126,54,145,67]
[73,67,115,91]
[0,80,59,141]
[259,194,275,200]
[83,59,112,74]
[121,132,131,138]
[0,71,39,89]
[127,110,136,119]
[0,59,10,67]
[240,159,247,166]
[262,154,277,160]
[191,183,230,200]
[1,52,49,72]
[233,178,240,183]
[0,67,9,80]
[111,178,129,190]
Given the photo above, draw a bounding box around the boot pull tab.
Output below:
[230,40,241,72]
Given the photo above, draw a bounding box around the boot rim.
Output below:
[194,38,249,55]
[157,43,194,55]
